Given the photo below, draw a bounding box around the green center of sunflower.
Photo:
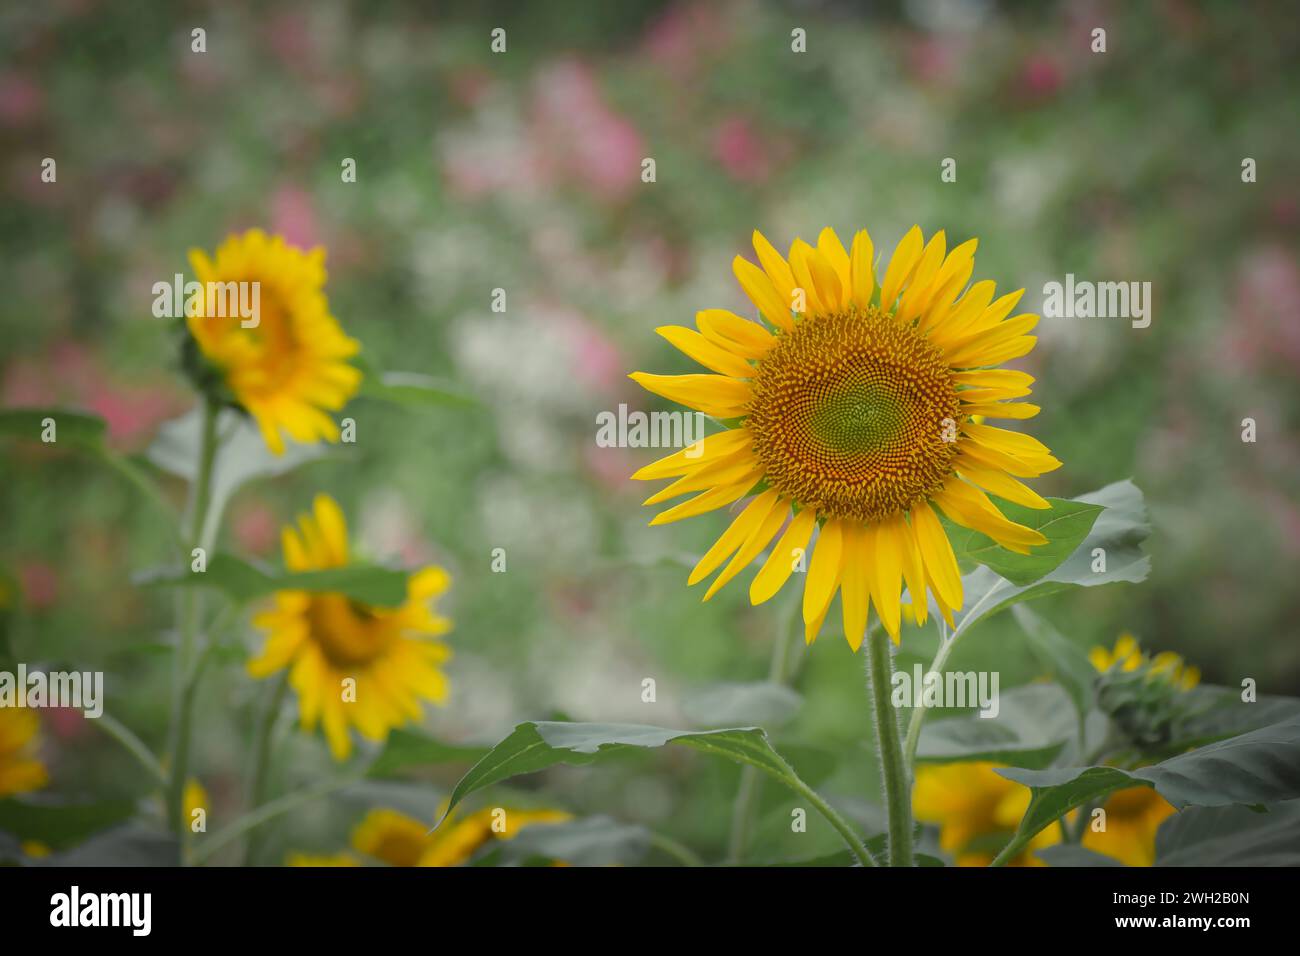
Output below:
[746,307,961,522]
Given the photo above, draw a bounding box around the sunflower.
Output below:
[350,805,571,867]
[913,761,1057,866]
[1081,786,1175,867]
[186,229,362,455]
[285,851,360,867]
[0,706,47,797]
[1090,632,1200,690]
[630,226,1059,648]
[247,494,453,761]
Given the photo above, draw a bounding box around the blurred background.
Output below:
[1,0,1297,864]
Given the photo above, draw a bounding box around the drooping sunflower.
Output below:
[631,226,1060,648]
[350,805,571,867]
[247,494,453,761]
[1082,786,1175,867]
[186,229,362,455]
[913,761,1057,866]
[1090,632,1200,691]
[0,706,47,798]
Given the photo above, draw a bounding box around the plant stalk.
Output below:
[866,622,914,867]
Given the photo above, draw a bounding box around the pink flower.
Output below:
[1016,54,1064,102]
[0,71,43,127]
[712,116,773,184]
[19,561,58,610]
[271,184,321,249]
[532,60,645,202]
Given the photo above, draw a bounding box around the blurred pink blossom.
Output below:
[271,184,321,249]
[532,60,645,202]
[3,342,185,450]
[19,561,58,610]
[0,71,43,127]
[549,307,625,394]
[1224,245,1300,372]
[231,500,279,556]
[712,115,775,183]
[1015,54,1064,103]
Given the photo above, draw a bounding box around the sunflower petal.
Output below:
[749,507,818,606]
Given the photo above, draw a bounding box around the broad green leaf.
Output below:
[367,729,490,778]
[992,716,1300,864]
[442,721,871,866]
[916,683,1073,769]
[1012,605,1098,725]
[1035,844,1125,866]
[359,369,476,408]
[947,498,1102,585]
[492,816,650,867]
[137,552,409,607]
[0,797,136,850]
[1156,800,1300,867]
[952,480,1151,635]
[146,406,325,547]
[0,407,106,449]
[681,681,803,728]
[1168,686,1300,749]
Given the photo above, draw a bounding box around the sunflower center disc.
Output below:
[746,308,961,522]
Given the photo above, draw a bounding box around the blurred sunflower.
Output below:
[1082,786,1175,867]
[1090,632,1200,690]
[350,805,571,867]
[0,707,47,797]
[285,851,360,867]
[186,229,362,454]
[247,494,453,761]
[913,761,1058,866]
[631,226,1058,648]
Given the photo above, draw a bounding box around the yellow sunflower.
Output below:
[0,706,47,797]
[631,226,1059,648]
[247,494,453,761]
[186,229,362,455]
[350,805,571,867]
[1082,786,1175,867]
[1090,632,1200,690]
[285,851,361,867]
[913,761,1058,866]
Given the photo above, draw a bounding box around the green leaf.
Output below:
[137,552,409,607]
[1156,800,1300,867]
[493,816,650,867]
[442,721,871,866]
[146,406,325,546]
[0,797,136,850]
[367,729,490,778]
[0,407,106,449]
[1168,686,1300,749]
[952,480,1151,635]
[992,716,1300,864]
[359,369,476,408]
[681,681,803,728]
[947,498,1102,585]
[1035,844,1126,866]
[916,683,1073,769]
[1012,605,1098,725]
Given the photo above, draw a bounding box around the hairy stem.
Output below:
[866,623,914,867]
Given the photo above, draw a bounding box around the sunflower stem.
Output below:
[166,395,220,860]
[725,590,800,864]
[242,670,289,865]
[865,621,914,867]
